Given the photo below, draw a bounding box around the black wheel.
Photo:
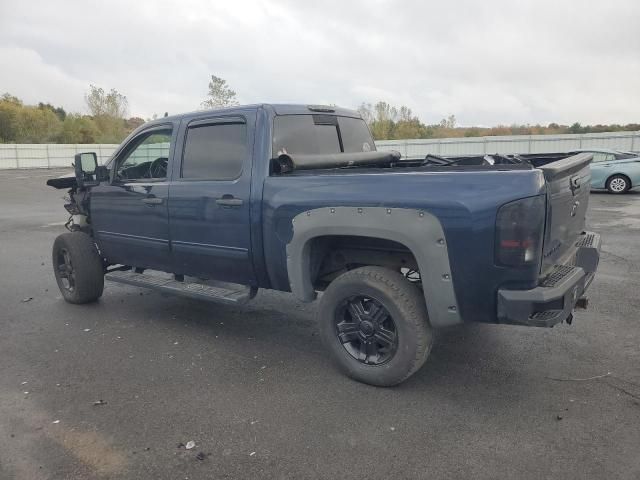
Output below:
[52,232,104,304]
[606,174,630,194]
[318,266,432,387]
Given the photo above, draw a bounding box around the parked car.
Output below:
[46,104,601,386]
[570,148,640,194]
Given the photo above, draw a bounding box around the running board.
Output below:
[105,270,255,305]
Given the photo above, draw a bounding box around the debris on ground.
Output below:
[52,420,60,424]
[20,381,28,385]
[185,441,196,450]
[83,328,91,332]
[21,297,33,303]
[93,399,107,406]
[556,415,563,420]
[249,451,256,456]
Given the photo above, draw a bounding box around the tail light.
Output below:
[495,196,545,267]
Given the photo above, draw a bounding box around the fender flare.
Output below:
[286,206,462,328]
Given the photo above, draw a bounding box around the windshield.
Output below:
[272,114,375,156]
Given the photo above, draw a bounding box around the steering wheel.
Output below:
[147,157,168,178]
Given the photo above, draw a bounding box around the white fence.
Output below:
[1,131,639,169]
[375,131,640,158]
[0,144,119,169]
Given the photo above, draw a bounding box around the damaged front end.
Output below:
[46,152,108,235]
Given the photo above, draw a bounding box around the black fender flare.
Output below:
[286,207,462,328]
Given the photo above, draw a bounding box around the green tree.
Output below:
[14,106,61,143]
[58,114,99,143]
[201,75,238,109]
[0,98,20,142]
[85,85,129,143]
[38,102,67,121]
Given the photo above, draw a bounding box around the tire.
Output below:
[606,174,630,194]
[52,232,104,304]
[318,266,433,387]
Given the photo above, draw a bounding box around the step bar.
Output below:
[105,270,256,305]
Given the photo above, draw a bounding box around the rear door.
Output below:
[90,125,175,270]
[168,112,256,285]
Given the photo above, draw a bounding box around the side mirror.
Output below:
[74,152,98,188]
[95,165,110,182]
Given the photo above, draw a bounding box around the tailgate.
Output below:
[538,152,593,276]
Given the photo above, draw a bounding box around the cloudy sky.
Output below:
[1,0,638,126]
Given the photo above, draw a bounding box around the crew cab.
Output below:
[47,104,601,386]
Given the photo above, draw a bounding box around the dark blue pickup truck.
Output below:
[47,104,601,386]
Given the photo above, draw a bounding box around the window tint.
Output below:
[273,115,340,156]
[182,123,247,180]
[272,115,375,156]
[338,117,375,153]
[116,129,172,180]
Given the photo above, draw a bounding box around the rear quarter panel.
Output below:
[261,169,546,324]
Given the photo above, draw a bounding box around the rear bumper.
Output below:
[497,232,601,327]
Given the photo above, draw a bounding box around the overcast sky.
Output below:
[1,0,638,126]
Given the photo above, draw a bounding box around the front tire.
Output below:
[606,174,630,194]
[318,266,433,387]
[52,232,104,304]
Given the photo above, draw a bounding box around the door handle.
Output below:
[141,197,163,205]
[216,196,243,207]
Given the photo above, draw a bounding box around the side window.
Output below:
[181,122,247,180]
[115,128,172,180]
[591,152,607,163]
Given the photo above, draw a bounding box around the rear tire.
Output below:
[318,266,432,387]
[606,174,630,194]
[52,232,104,304]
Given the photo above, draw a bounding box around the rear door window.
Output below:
[181,122,247,180]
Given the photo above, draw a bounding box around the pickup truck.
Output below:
[47,104,601,386]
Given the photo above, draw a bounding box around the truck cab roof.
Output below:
[144,103,362,128]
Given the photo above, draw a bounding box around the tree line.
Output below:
[358,102,640,140]
[0,87,144,144]
[1,76,638,144]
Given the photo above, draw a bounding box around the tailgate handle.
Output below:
[570,175,581,195]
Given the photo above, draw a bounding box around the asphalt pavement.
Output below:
[0,169,639,480]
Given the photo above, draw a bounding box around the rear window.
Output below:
[338,117,375,153]
[273,115,374,156]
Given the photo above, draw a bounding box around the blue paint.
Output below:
[89,104,570,325]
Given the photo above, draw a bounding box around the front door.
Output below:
[168,113,255,285]
[90,125,176,270]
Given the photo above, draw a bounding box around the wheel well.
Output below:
[607,173,632,187]
[307,235,420,290]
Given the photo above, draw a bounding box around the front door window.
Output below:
[115,129,172,180]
